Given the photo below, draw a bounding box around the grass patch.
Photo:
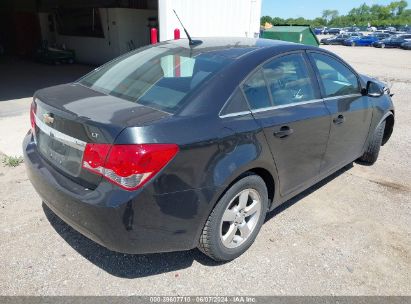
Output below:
[2,155,24,167]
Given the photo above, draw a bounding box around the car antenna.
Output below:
[173,10,202,46]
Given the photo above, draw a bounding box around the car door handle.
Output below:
[274,126,294,139]
[333,114,345,125]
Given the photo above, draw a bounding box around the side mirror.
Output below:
[365,81,384,98]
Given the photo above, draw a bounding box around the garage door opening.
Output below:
[0,0,159,105]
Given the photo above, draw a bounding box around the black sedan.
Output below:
[373,35,411,48]
[401,41,411,50]
[320,33,360,45]
[24,38,395,262]
[324,28,341,35]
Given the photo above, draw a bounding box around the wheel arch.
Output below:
[192,164,278,249]
[212,166,277,215]
[382,111,394,146]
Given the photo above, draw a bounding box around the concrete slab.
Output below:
[0,57,94,156]
[0,113,29,157]
[0,97,31,118]
[0,57,94,103]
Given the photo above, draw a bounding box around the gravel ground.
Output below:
[0,46,410,296]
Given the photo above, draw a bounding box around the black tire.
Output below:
[198,174,268,262]
[358,120,386,165]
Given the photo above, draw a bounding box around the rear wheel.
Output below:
[358,120,386,165]
[198,174,268,261]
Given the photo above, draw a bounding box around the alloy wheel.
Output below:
[219,189,262,249]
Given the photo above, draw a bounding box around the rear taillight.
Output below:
[30,100,37,134]
[82,143,179,191]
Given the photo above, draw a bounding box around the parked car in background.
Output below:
[373,35,411,48]
[398,26,410,32]
[344,35,379,47]
[324,28,341,35]
[344,33,391,46]
[401,41,411,50]
[321,33,361,45]
[368,26,377,32]
[344,27,360,33]
[314,28,324,35]
[23,37,395,262]
[374,33,392,40]
[387,30,401,35]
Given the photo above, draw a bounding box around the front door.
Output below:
[242,52,330,196]
[308,52,373,173]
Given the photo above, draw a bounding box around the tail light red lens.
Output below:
[82,143,179,191]
[30,100,37,133]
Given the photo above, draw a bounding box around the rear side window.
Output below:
[262,53,315,106]
[79,46,231,113]
[242,70,271,110]
[220,88,249,116]
[311,53,360,97]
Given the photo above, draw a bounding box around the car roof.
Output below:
[160,37,302,59]
[171,38,322,116]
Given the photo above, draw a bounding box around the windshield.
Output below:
[79,44,232,113]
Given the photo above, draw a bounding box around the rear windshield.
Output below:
[79,44,232,113]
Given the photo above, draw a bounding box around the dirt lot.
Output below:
[0,46,410,296]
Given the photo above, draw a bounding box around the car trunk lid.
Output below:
[33,83,171,189]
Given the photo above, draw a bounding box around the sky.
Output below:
[261,0,394,19]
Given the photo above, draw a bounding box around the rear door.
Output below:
[307,51,373,173]
[243,52,330,196]
[337,34,348,43]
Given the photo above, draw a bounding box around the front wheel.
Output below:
[358,120,386,165]
[198,174,268,261]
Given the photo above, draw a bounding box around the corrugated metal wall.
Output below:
[159,0,262,41]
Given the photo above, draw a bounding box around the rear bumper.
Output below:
[23,132,218,254]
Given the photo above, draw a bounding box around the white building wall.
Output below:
[48,0,261,65]
[114,8,158,54]
[159,0,262,42]
[54,8,157,65]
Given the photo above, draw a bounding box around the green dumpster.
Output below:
[262,26,319,47]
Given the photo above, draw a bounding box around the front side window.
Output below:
[79,45,231,113]
[311,53,360,97]
[263,53,315,106]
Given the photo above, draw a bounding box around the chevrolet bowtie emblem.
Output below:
[43,113,54,125]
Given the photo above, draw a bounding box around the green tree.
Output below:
[271,17,285,25]
[312,17,327,26]
[388,0,408,15]
[260,15,272,26]
[260,0,411,29]
[322,9,339,24]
